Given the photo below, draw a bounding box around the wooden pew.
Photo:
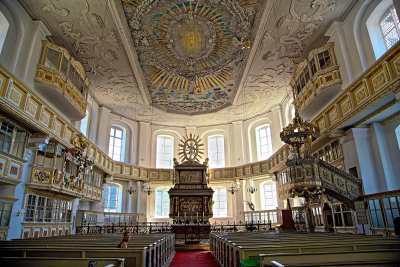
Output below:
[261,250,400,266]
[0,233,175,267]
[210,232,400,267]
[0,257,125,267]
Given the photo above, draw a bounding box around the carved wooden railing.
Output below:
[30,166,102,201]
[291,43,342,115]
[276,158,362,206]
[35,41,89,119]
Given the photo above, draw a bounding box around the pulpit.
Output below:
[168,134,214,242]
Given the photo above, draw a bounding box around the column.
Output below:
[235,179,245,223]
[271,105,283,153]
[231,121,246,165]
[96,106,111,152]
[127,180,134,213]
[352,127,387,194]
[325,21,354,86]
[7,149,34,240]
[372,122,399,191]
[138,122,151,167]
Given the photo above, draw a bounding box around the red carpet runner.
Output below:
[169,250,220,267]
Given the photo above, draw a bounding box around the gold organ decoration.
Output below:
[178,134,204,162]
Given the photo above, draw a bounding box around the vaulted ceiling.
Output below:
[20,0,355,126]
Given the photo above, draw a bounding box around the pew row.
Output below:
[210,232,400,267]
[0,233,175,267]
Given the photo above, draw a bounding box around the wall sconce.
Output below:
[228,183,240,195]
[143,183,153,196]
[247,186,257,194]
[127,186,136,195]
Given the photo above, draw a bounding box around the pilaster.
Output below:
[138,121,151,167]
[96,106,112,152]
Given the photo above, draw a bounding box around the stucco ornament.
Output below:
[122,0,260,114]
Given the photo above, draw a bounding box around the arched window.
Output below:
[79,109,90,137]
[208,135,225,168]
[260,181,277,210]
[255,124,272,161]
[155,187,170,218]
[380,6,400,49]
[108,126,126,162]
[396,125,400,150]
[0,11,9,54]
[156,135,174,169]
[103,183,122,212]
[213,188,228,218]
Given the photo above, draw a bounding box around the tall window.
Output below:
[80,109,90,136]
[255,124,272,161]
[156,135,174,169]
[208,135,225,168]
[0,11,9,54]
[155,188,170,218]
[213,188,228,217]
[261,182,277,210]
[103,184,122,212]
[380,6,400,49]
[396,125,400,150]
[108,126,125,162]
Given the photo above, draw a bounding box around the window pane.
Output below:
[256,125,272,161]
[156,135,174,168]
[108,126,125,161]
[155,188,170,217]
[213,188,227,217]
[380,7,400,49]
[208,135,225,168]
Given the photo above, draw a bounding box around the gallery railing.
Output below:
[75,221,274,235]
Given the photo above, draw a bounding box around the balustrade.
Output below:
[35,41,89,120]
[291,43,342,119]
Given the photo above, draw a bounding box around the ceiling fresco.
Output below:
[20,0,355,126]
[121,0,262,114]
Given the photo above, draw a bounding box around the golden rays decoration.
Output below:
[178,133,204,162]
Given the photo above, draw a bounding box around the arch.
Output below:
[247,117,273,162]
[259,180,277,210]
[103,183,123,212]
[0,9,9,54]
[0,1,26,72]
[108,124,127,162]
[366,0,397,59]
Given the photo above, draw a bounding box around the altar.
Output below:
[168,134,214,243]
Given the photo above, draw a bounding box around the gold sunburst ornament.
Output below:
[178,134,204,162]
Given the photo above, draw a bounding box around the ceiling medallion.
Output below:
[122,0,258,114]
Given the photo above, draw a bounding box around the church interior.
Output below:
[0,0,400,266]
